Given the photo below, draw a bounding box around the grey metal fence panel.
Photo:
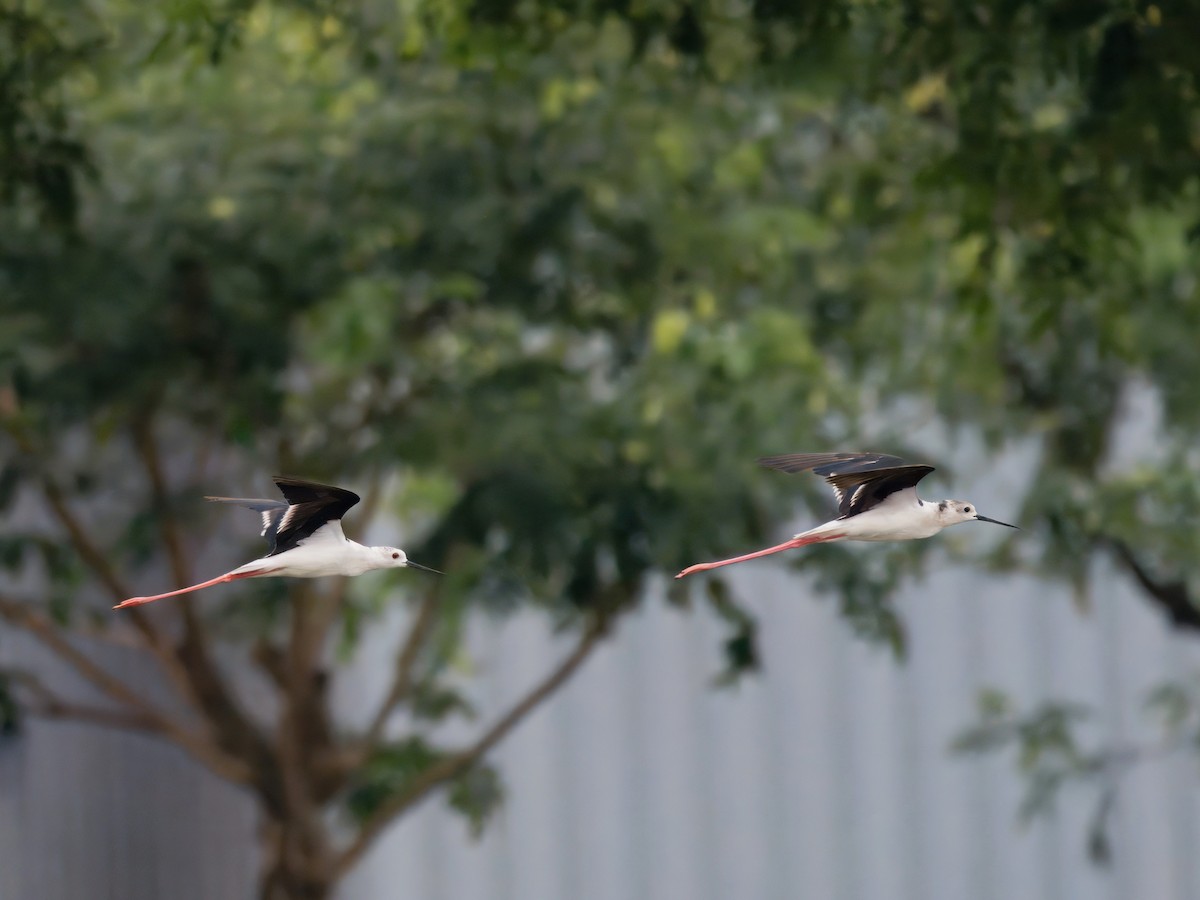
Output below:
[3,524,1198,900]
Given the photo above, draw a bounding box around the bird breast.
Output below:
[265,540,377,578]
[837,498,944,542]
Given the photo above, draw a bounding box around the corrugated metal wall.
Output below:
[339,557,1200,900]
[3,484,1198,899]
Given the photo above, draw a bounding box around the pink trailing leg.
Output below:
[114,569,274,609]
[675,532,845,579]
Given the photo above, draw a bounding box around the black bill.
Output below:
[976,514,1018,529]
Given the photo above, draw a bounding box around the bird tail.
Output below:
[204,496,288,512]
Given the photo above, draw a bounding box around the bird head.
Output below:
[936,500,1018,530]
[376,547,444,574]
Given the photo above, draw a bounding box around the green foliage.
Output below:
[345,738,444,823]
[704,579,760,685]
[0,7,100,227]
[3,0,923,667]
[446,763,504,839]
[955,680,1200,865]
[955,692,1106,859]
[410,680,476,723]
[345,738,503,837]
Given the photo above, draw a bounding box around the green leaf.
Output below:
[410,681,476,723]
[447,764,504,839]
[344,739,444,823]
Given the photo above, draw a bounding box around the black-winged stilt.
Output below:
[675,452,1017,579]
[115,476,440,609]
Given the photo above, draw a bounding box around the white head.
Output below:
[935,500,1018,530]
[373,546,443,574]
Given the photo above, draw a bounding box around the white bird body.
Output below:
[227,522,399,579]
[803,487,946,542]
[676,452,1016,578]
[116,477,438,609]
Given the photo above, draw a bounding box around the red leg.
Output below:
[675,532,844,579]
[113,569,271,610]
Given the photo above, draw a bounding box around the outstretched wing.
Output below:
[757,452,935,518]
[206,477,361,556]
[268,477,360,555]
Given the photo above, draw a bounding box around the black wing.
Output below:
[757,452,935,518]
[206,477,361,556]
[268,477,361,555]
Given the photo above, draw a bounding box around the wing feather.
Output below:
[206,478,361,556]
[757,452,936,517]
[268,477,360,556]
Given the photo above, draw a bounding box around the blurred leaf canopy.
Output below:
[2,0,1200,686]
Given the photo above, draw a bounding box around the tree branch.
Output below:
[131,415,282,791]
[0,593,253,781]
[131,415,192,588]
[28,702,162,732]
[0,420,200,701]
[278,580,335,810]
[360,584,442,751]
[1106,539,1200,633]
[335,616,608,875]
[5,669,162,733]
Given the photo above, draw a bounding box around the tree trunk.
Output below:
[258,817,337,900]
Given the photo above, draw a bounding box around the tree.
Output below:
[0,4,897,897]
[2,1,1199,894]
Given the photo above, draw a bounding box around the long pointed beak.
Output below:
[406,560,444,575]
[976,514,1019,529]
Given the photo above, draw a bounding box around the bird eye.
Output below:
[392,552,400,559]
[964,506,972,513]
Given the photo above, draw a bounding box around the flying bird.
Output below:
[675,452,1017,579]
[115,476,440,609]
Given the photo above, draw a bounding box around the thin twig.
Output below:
[335,617,608,875]
[42,476,133,599]
[5,670,162,733]
[65,622,150,652]
[131,415,192,587]
[27,703,162,732]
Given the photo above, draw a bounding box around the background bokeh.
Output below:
[2,2,1199,898]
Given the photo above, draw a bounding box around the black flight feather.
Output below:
[206,477,361,556]
[757,452,935,518]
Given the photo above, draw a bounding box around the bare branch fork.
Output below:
[0,593,252,781]
[1,416,198,702]
[0,415,274,785]
[335,615,610,875]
